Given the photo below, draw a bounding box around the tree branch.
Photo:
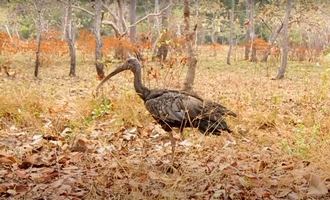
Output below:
[102,20,121,36]
[71,1,172,38]
[120,2,172,36]
[102,2,119,23]
[72,5,95,16]
[131,3,172,28]
[117,0,128,32]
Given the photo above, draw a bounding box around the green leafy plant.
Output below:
[84,98,112,125]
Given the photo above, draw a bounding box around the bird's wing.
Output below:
[201,101,237,121]
[144,91,203,124]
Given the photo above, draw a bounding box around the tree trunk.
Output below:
[275,0,292,79]
[160,0,171,29]
[226,0,235,65]
[248,0,257,62]
[34,1,42,78]
[152,0,172,60]
[129,0,137,43]
[65,0,76,77]
[154,0,160,33]
[244,1,250,60]
[94,0,104,79]
[62,5,68,40]
[183,0,197,92]
[211,21,217,57]
[244,0,255,61]
[261,23,283,62]
[194,0,199,50]
[117,0,127,32]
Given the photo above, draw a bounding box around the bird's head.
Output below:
[125,57,141,72]
[95,57,142,94]
[108,57,141,76]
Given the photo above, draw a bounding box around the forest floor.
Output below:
[0,47,330,199]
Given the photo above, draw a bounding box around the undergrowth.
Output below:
[0,46,329,198]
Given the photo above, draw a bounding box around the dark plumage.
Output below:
[96,58,236,135]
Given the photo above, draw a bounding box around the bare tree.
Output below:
[244,0,256,61]
[274,0,292,79]
[152,0,173,59]
[94,0,105,79]
[183,0,197,92]
[261,22,283,62]
[73,0,172,61]
[129,0,137,43]
[154,0,161,34]
[65,0,76,77]
[194,0,199,50]
[117,0,127,33]
[227,0,235,65]
[34,0,42,78]
[160,0,171,29]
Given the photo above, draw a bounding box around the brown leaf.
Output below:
[0,183,9,193]
[238,177,250,189]
[19,154,48,169]
[255,160,267,173]
[43,135,62,141]
[71,138,93,153]
[14,184,29,193]
[306,174,328,197]
[0,183,28,194]
[288,192,299,200]
[15,170,29,179]
[0,154,17,165]
[254,188,271,198]
[30,168,59,183]
[276,188,292,198]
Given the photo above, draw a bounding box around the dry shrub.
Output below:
[111,91,152,127]
[0,84,70,134]
[0,87,48,130]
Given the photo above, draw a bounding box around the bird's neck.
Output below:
[133,68,150,100]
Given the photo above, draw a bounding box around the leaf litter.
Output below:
[0,52,330,199]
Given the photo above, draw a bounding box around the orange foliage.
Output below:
[289,45,322,62]
[208,43,223,51]
[0,30,68,57]
[251,38,270,51]
[270,46,280,58]
[137,32,152,49]
[171,36,186,51]
[77,29,144,59]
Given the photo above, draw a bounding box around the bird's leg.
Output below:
[179,120,187,140]
[169,131,176,163]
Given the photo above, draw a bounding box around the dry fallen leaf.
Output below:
[71,138,93,153]
[0,183,29,195]
[19,153,48,169]
[306,174,328,197]
[0,154,17,165]
[30,168,59,183]
[276,188,292,198]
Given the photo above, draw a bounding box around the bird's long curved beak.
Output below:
[95,62,130,94]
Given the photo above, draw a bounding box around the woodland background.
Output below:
[0,0,330,199]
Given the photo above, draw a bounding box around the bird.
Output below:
[96,57,236,159]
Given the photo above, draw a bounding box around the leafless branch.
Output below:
[117,0,128,32]
[102,20,121,36]
[120,2,172,36]
[72,5,95,16]
[260,18,272,32]
[71,1,172,38]
[102,2,119,23]
[130,3,172,28]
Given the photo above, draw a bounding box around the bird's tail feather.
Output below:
[197,118,231,135]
